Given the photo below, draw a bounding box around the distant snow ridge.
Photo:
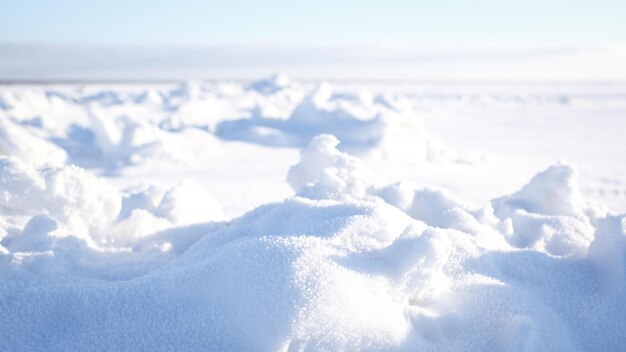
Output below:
[0,75,455,168]
[2,135,625,351]
[217,80,451,161]
[249,73,292,94]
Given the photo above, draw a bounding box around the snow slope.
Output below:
[0,77,625,351]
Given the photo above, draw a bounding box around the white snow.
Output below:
[0,76,625,351]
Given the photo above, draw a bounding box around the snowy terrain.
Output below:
[1,75,625,351]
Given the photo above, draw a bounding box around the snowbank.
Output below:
[1,134,625,351]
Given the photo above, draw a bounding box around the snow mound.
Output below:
[287,134,378,200]
[217,82,450,161]
[494,163,602,218]
[493,163,607,257]
[2,135,625,350]
[87,108,163,166]
[288,136,502,243]
[0,156,223,246]
[0,115,67,166]
[0,156,121,242]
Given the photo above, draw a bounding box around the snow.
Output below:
[0,115,68,166]
[1,76,626,350]
[492,163,607,257]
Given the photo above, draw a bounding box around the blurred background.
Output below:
[1,0,625,81]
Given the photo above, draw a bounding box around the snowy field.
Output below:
[1,75,626,350]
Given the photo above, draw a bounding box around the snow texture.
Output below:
[0,77,625,351]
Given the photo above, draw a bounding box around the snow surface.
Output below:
[1,76,626,351]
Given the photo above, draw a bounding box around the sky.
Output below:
[1,0,625,80]
[2,0,626,46]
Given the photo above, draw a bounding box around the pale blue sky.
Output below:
[2,1,625,80]
[1,0,625,46]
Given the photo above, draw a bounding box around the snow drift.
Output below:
[1,134,625,351]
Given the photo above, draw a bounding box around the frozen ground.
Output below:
[0,76,625,351]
